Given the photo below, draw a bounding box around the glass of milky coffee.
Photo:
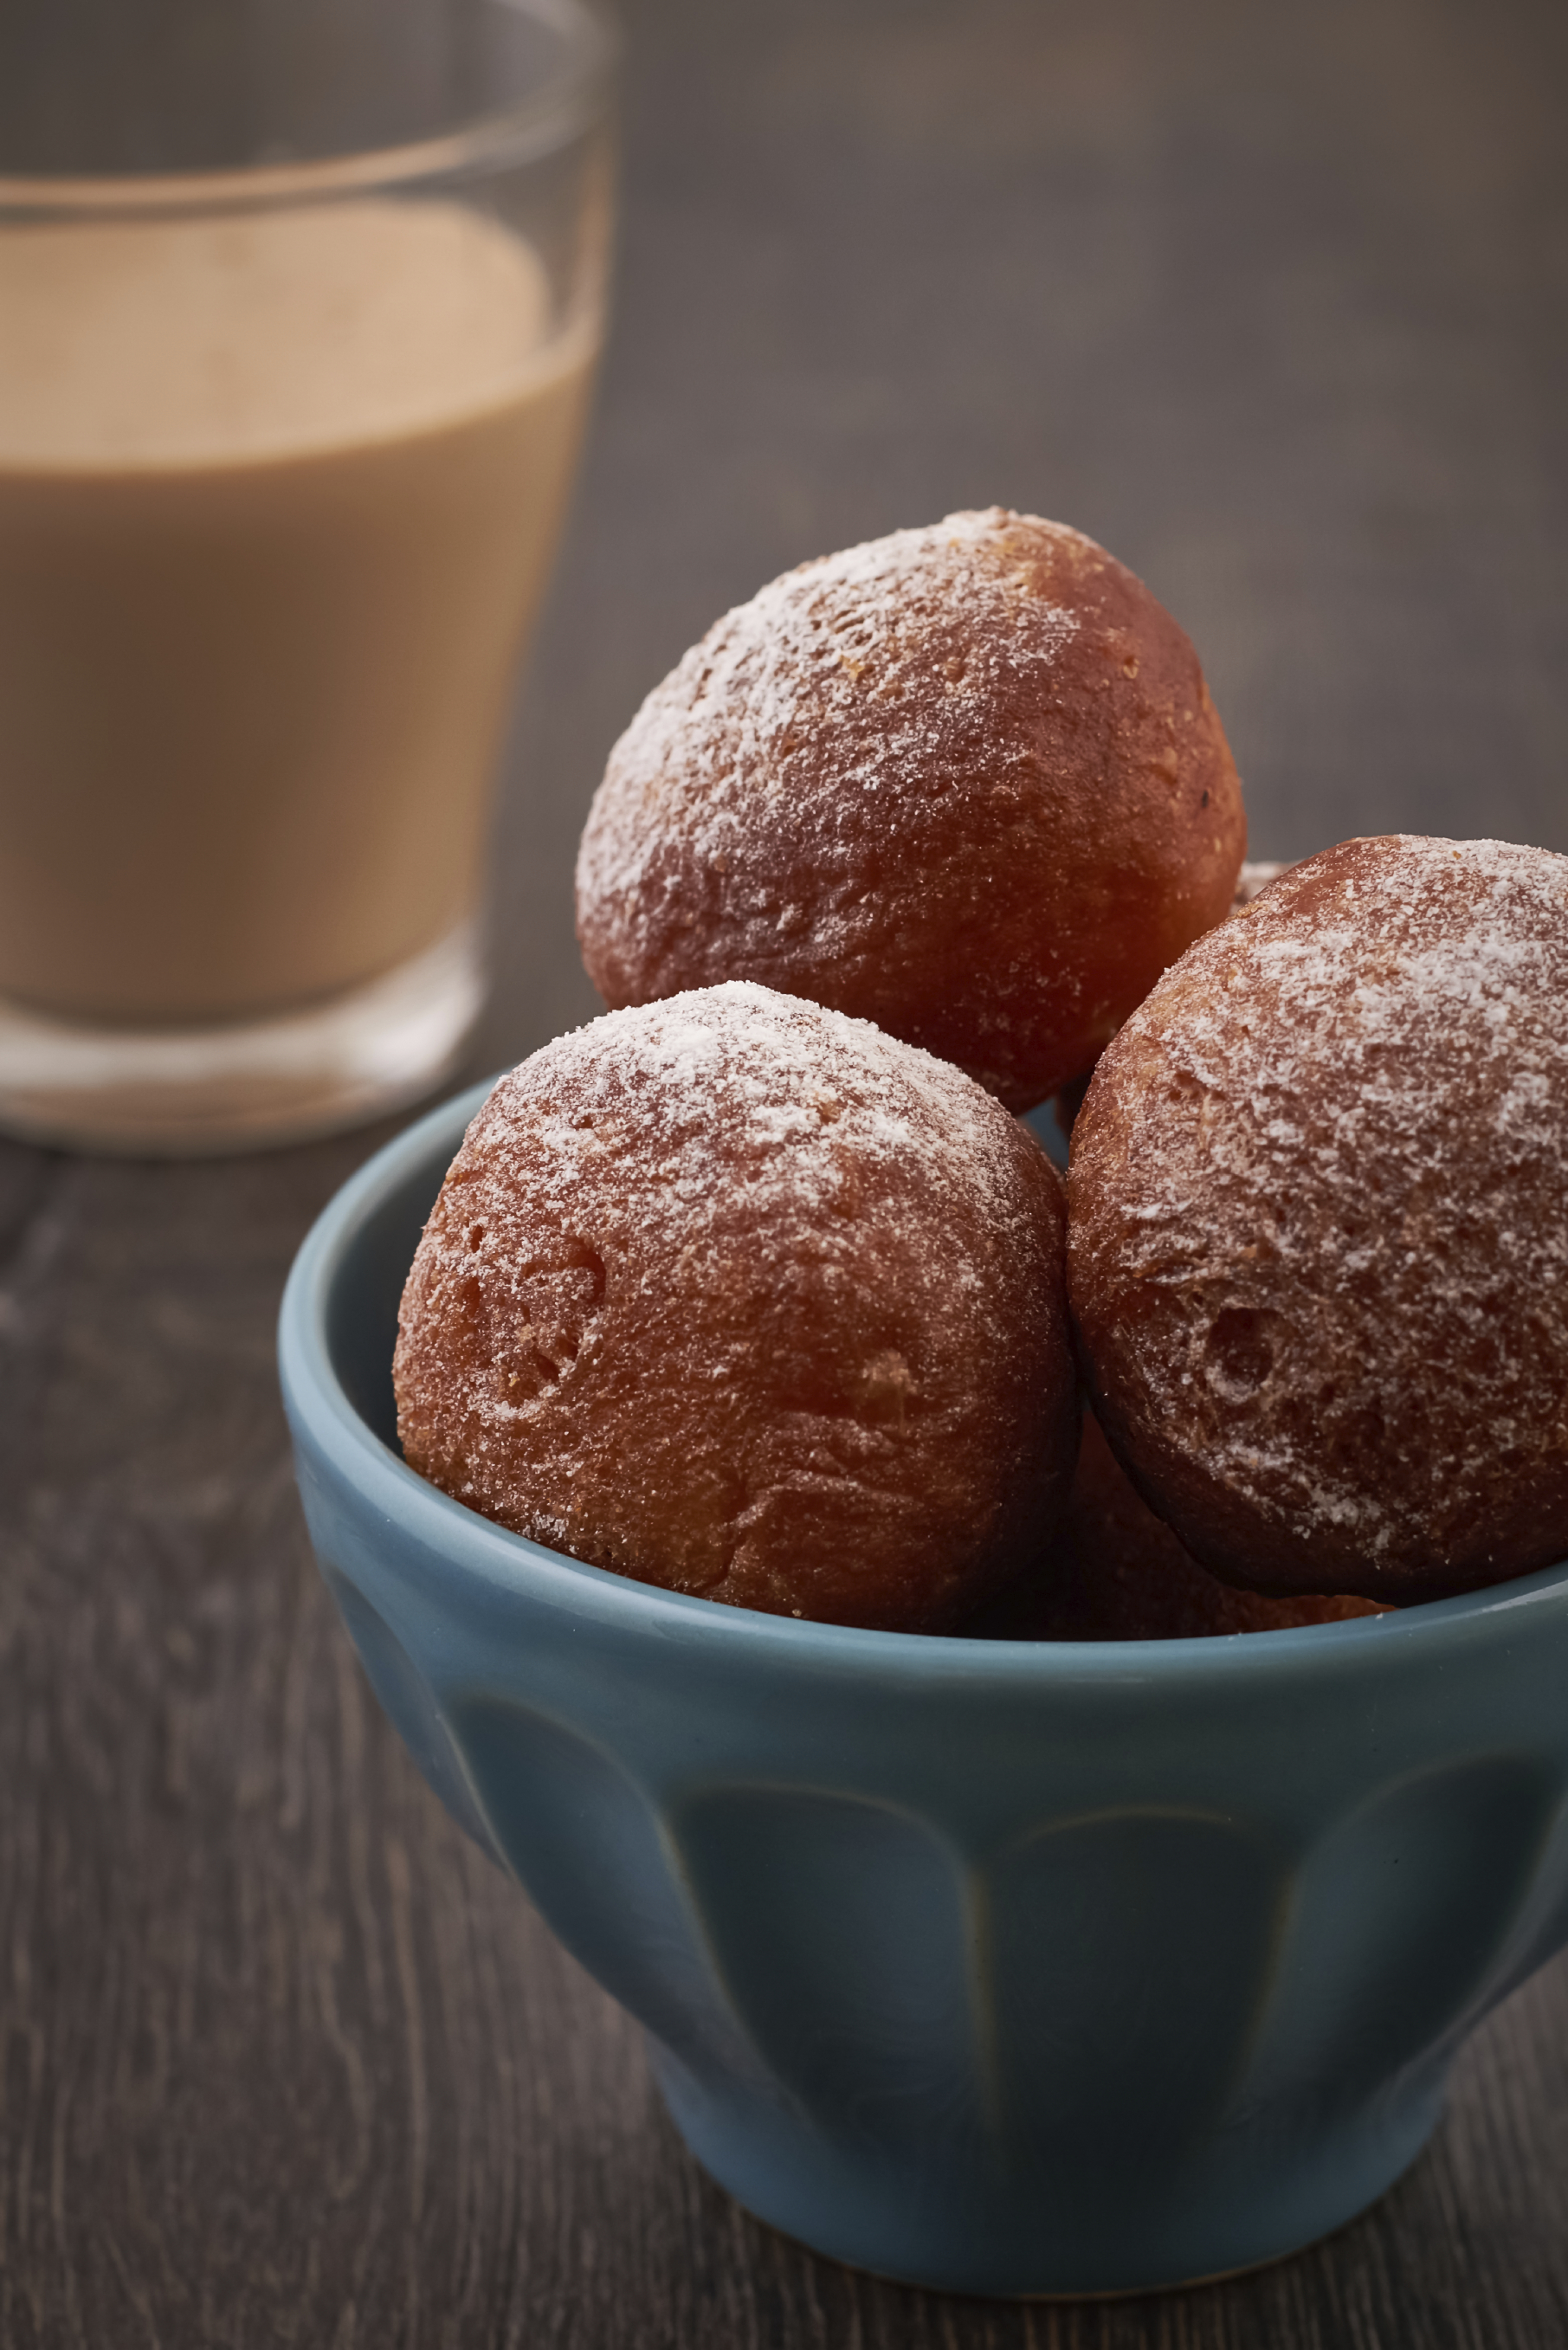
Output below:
[0,0,613,1151]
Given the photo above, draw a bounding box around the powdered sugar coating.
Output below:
[1068,836,1568,1600]
[576,509,1246,1110]
[395,982,1077,1629]
[1049,856,1296,1143]
[966,1413,1389,1639]
[1233,860,1287,907]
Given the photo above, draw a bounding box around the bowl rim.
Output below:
[278,1076,1568,1690]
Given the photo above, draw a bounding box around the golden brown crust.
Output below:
[1067,836,1568,1603]
[1049,860,1292,1141]
[395,982,1079,1631]
[966,1414,1391,1640]
[576,509,1246,1111]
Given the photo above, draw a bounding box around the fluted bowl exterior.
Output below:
[279,1085,1568,2297]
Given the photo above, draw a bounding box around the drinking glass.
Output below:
[0,0,614,1151]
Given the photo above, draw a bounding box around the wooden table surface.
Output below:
[3,0,1566,2340]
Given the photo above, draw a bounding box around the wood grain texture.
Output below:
[1,0,1566,2340]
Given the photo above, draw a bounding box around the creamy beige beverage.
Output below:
[0,201,597,1024]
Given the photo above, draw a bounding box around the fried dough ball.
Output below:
[1068,836,1568,1604]
[966,1414,1390,1640]
[1049,858,1294,1145]
[577,509,1246,1112]
[395,982,1078,1631]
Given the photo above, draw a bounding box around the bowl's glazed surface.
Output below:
[279,1084,1568,2297]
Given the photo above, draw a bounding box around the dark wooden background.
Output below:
[3,0,1567,2340]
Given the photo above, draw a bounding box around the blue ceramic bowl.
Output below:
[279,1081,1568,2298]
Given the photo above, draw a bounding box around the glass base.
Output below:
[0,921,484,1156]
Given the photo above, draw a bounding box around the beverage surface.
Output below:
[0,201,597,1024]
[0,201,578,467]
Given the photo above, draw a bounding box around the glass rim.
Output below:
[0,0,616,223]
